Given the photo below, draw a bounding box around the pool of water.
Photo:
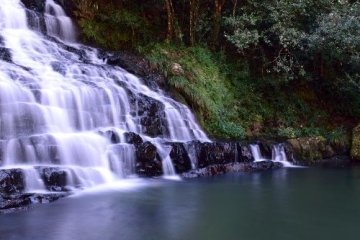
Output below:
[1,168,360,240]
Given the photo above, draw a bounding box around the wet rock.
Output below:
[135,142,163,177]
[238,144,254,162]
[21,0,46,12]
[51,61,67,75]
[53,0,76,18]
[168,143,192,174]
[0,47,12,63]
[98,129,122,144]
[36,167,68,192]
[124,132,143,146]
[99,51,166,90]
[26,9,47,34]
[130,93,168,137]
[0,192,69,213]
[0,193,31,211]
[0,169,25,195]
[249,161,283,171]
[182,161,283,178]
[195,142,237,168]
[258,140,274,159]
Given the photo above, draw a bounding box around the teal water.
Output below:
[1,168,360,240]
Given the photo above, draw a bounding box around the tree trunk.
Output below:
[189,0,200,46]
[212,0,225,48]
[165,0,175,41]
[231,0,238,17]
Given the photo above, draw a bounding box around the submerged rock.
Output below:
[182,161,283,178]
[0,192,69,213]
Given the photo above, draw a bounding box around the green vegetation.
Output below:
[73,0,360,140]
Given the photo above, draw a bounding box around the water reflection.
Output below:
[1,169,360,240]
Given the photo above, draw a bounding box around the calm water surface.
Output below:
[1,168,360,240]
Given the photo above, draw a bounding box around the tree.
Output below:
[212,0,226,48]
[165,0,176,41]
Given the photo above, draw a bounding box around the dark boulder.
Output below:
[36,167,68,192]
[0,169,25,195]
[258,140,274,159]
[124,132,143,146]
[99,51,166,90]
[98,129,122,144]
[0,193,31,211]
[168,143,192,174]
[129,93,168,137]
[21,0,46,12]
[182,161,283,178]
[238,144,254,162]
[0,47,12,63]
[135,142,163,177]
[0,192,69,213]
[195,142,237,168]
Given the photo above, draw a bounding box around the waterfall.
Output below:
[271,144,295,167]
[250,144,264,162]
[44,0,76,42]
[0,0,209,192]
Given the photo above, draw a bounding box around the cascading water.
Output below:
[271,144,295,167]
[0,0,209,192]
[250,144,264,162]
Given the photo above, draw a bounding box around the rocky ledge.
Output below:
[182,161,283,178]
[0,168,70,213]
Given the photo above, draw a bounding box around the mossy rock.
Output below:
[286,137,334,165]
[351,124,360,161]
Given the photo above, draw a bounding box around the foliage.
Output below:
[140,43,250,139]
[73,0,360,139]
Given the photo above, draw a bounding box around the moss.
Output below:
[351,124,360,161]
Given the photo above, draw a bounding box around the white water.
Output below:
[250,143,296,167]
[272,144,296,167]
[0,0,209,192]
[250,144,264,162]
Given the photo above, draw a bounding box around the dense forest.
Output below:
[73,0,359,141]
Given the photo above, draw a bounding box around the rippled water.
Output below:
[1,168,359,240]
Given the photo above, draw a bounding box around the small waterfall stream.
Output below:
[0,0,209,192]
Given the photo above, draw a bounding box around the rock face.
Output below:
[168,143,192,174]
[130,94,168,138]
[195,142,238,168]
[124,132,143,146]
[135,142,163,177]
[21,0,46,12]
[0,169,25,195]
[182,161,283,178]
[351,124,360,161]
[286,136,350,165]
[0,192,68,213]
[36,167,68,192]
[100,51,167,90]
